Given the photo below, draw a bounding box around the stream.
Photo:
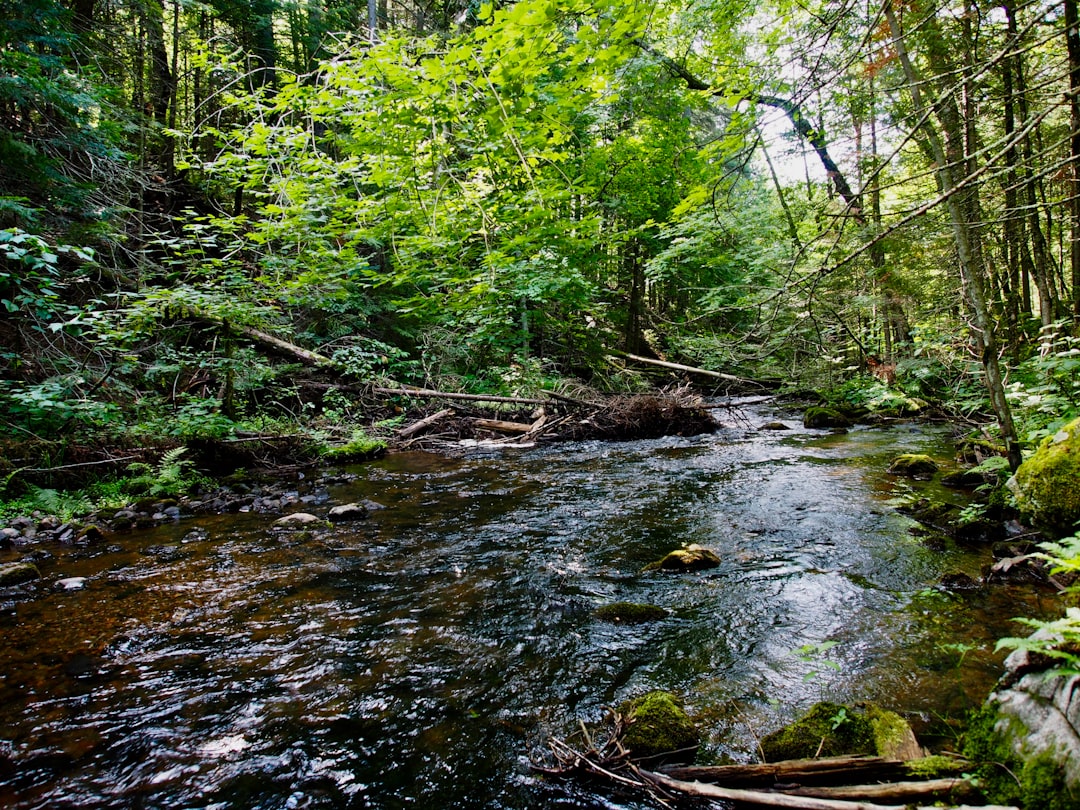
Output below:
[0,400,1060,809]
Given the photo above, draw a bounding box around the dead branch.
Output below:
[639,769,1016,810]
[397,408,454,439]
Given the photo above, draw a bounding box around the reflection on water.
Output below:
[0,402,1061,809]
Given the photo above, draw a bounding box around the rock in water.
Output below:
[274,512,322,526]
[0,561,41,586]
[619,691,699,761]
[803,407,852,429]
[328,503,369,522]
[644,544,721,572]
[888,453,939,478]
[1008,416,1080,532]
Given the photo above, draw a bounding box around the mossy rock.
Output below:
[619,691,699,761]
[1008,417,1080,533]
[803,407,852,429]
[595,602,668,624]
[0,561,41,586]
[887,454,939,478]
[864,704,922,760]
[643,544,721,572]
[963,703,1079,810]
[761,702,875,761]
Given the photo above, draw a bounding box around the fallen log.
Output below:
[779,778,977,803]
[473,418,536,434]
[640,769,1016,810]
[609,352,761,385]
[214,320,339,369]
[375,386,549,406]
[661,755,963,788]
[397,408,453,439]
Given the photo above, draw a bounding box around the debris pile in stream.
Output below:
[389,384,718,452]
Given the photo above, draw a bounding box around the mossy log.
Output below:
[661,754,967,788]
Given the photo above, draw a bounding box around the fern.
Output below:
[126,447,201,497]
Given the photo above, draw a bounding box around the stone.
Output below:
[594,602,668,624]
[0,561,41,586]
[888,454,939,478]
[644,544,721,572]
[987,638,1080,792]
[328,503,369,522]
[57,577,87,591]
[760,421,791,431]
[760,702,877,762]
[941,468,988,488]
[274,512,322,526]
[1008,416,1080,532]
[803,407,852,429]
[619,691,699,761]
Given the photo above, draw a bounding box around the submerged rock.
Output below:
[0,561,41,586]
[1009,416,1080,532]
[644,544,721,572]
[619,691,699,761]
[803,407,852,429]
[594,602,668,624]
[888,453,939,478]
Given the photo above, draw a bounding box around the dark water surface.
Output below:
[0,402,1060,809]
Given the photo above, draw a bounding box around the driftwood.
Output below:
[779,779,977,803]
[640,770,1015,810]
[660,755,956,788]
[473,418,536,434]
[397,408,453,439]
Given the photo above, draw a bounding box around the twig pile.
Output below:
[390,384,718,452]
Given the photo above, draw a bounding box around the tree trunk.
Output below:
[884,0,1023,470]
[1065,0,1080,318]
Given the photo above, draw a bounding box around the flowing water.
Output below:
[0,401,1061,809]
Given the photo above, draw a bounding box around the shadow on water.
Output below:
[0,401,1062,808]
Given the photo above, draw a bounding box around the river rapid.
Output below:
[0,400,1059,809]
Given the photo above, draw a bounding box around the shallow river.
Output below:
[0,401,1059,809]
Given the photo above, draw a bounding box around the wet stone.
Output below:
[328,503,369,522]
[0,561,41,586]
[275,512,322,527]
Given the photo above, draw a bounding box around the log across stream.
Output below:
[0,399,1058,809]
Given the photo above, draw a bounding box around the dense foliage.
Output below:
[0,0,1076,462]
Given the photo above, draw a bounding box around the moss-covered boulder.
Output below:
[595,602,668,624]
[761,702,875,761]
[0,561,41,586]
[760,702,919,762]
[887,454,939,478]
[619,691,699,761]
[643,544,721,572]
[1009,417,1080,533]
[803,407,852,429]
